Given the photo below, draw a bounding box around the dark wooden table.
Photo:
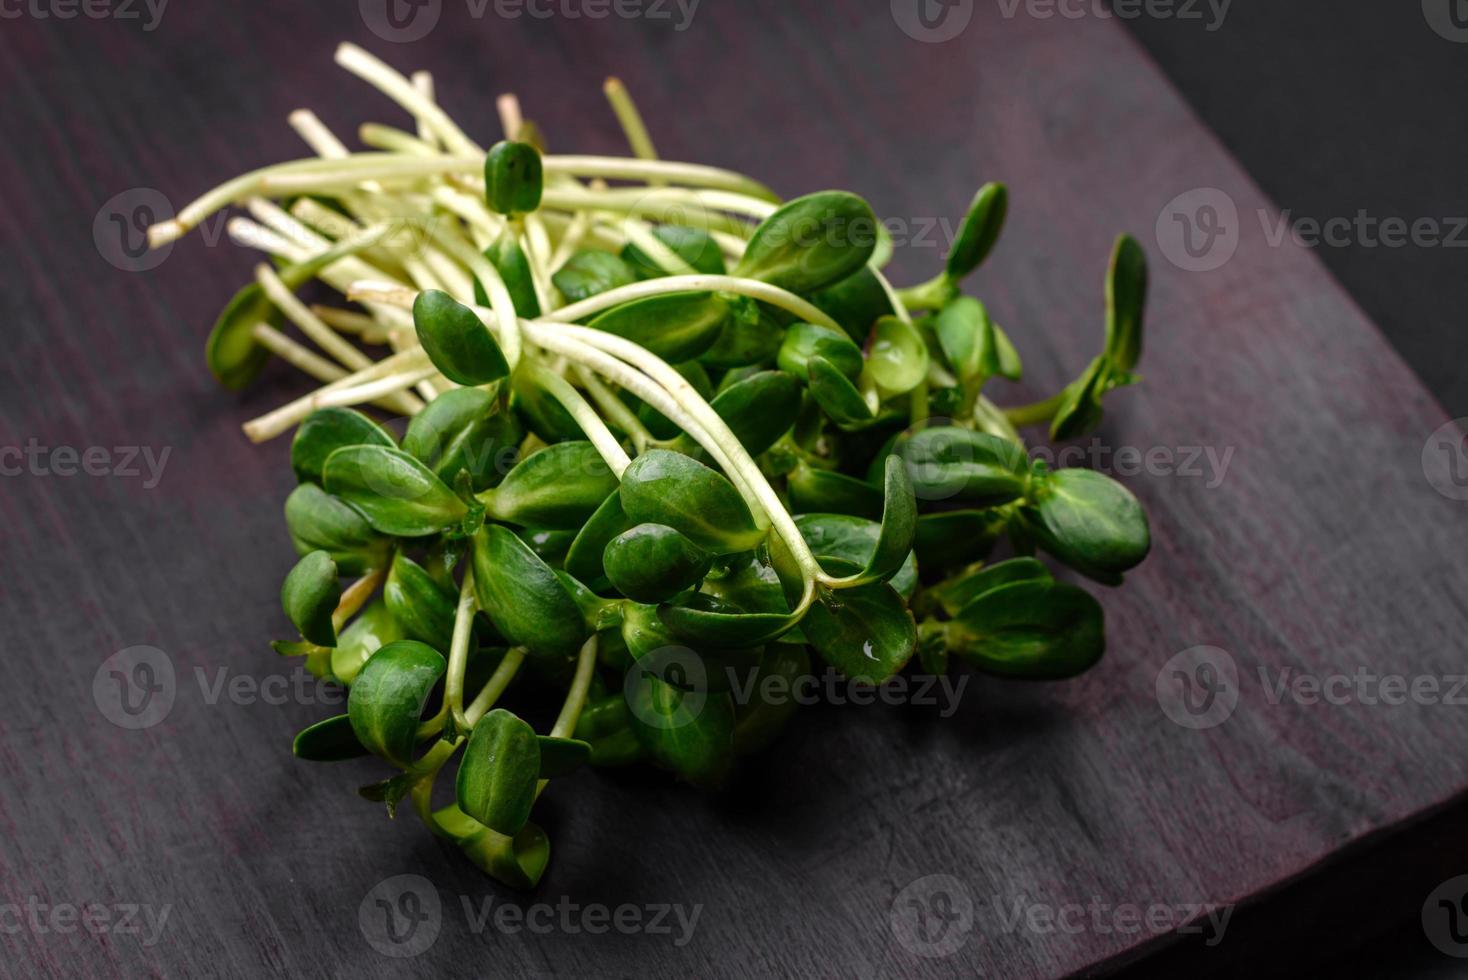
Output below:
[4,1,1467,976]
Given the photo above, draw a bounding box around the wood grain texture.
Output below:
[1,1,1464,977]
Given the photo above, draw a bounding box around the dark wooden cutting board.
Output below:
[3,1,1465,976]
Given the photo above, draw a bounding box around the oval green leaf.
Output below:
[482,441,618,530]
[347,639,446,767]
[402,387,522,492]
[603,523,712,604]
[867,316,930,396]
[284,483,390,575]
[484,140,544,215]
[413,288,510,387]
[552,249,638,304]
[619,450,764,555]
[473,524,588,659]
[323,445,468,537]
[733,191,878,295]
[1021,467,1150,580]
[585,291,729,363]
[291,407,396,485]
[456,708,540,836]
[281,550,340,647]
[947,579,1104,679]
[293,713,370,761]
[946,182,1008,281]
[384,552,459,650]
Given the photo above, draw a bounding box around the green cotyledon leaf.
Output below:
[801,560,916,684]
[945,579,1104,679]
[284,483,390,576]
[413,288,509,387]
[585,291,729,363]
[472,524,588,660]
[734,191,879,295]
[456,708,540,837]
[619,450,764,555]
[603,523,713,604]
[1019,466,1150,583]
[323,445,468,537]
[290,407,396,486]
[280,550,340,647]
[483,140,544,216]
[346,640,445,767]
[480,441,619,530]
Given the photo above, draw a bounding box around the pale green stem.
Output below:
[334,43,483,156]
[533,636,600,801]
[544,155,779,202]
[1004,392,1066,428]
[465,648,527,726]
[573,365,652,453]
[545,275,843,335]
[523,324,767,523]
[556,325,824,601]
[601,79,660,166]
[522,360,632,476]
[445,567,478,732]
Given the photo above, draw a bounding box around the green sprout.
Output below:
[151,42,1153,890]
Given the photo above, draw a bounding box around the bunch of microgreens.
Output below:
[151,44,1151,888]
